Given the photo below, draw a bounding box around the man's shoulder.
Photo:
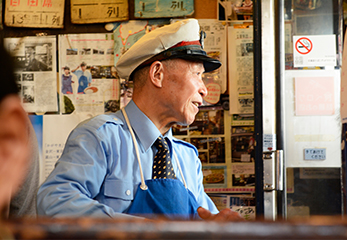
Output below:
[77,113,125,131]
[172,137,197,151]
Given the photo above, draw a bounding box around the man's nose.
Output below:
[199,81,208,98]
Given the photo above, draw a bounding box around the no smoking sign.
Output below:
[295,37,312,55]
[293,35,336,67]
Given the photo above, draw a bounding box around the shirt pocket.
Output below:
[104,179,135,201]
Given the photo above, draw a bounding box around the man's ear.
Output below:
[0,95,30,210]
[149,61,164,88]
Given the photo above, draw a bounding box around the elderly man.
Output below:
[37,19,242,221]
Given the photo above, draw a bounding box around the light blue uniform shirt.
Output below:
[37,100,218,218]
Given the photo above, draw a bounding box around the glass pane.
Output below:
[284,0,342,69]
[283,0,343,218]
[286,168,341,219]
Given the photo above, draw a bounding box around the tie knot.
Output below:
[154,137,168,150]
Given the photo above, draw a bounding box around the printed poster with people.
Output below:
[59,33,120,115]
[4,36,58,113]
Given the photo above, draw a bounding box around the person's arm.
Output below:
[37,124,139,219]
[71,65,80,73]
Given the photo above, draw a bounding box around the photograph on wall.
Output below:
[4,36,58,113]
[231,126,254,162]
[59,33,119,115]
[202,165,227,188]
[190,137,225,164]
[232,163,255,186]
[172,109,227,164]
[5,0,64,28]
[189,109,225,135]
[228,26,254,114]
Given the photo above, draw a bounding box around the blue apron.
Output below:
[122,108,200,220]
[78,74,88,93]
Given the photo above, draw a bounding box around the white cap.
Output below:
[115,18,221,80]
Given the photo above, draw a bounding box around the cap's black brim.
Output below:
[177,54,222,72]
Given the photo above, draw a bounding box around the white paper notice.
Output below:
[293,35,336,67]
[41,113,91,183]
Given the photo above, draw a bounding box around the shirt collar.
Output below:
[124,100,165,152]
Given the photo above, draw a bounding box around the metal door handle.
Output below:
[263,150,284,191]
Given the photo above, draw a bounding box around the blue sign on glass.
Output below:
[134,0,194,18]
[304,148,326,160]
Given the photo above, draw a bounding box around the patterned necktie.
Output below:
[152,137,177,179]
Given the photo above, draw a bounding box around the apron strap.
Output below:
[173,151,187,189]
[121,108,148,190]
[121,107,188,190]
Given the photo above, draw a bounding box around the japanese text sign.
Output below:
[71,0,128,24]
[5,0,64,28]
[134,0,194,18]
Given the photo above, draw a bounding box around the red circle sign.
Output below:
[295,37,312,55]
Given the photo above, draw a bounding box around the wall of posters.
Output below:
[59,33,119,115]
[4,36,58,113]
[5,0,64,28]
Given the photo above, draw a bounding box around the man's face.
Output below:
[26,48,35,61]
[161,59,207,126]
[0,95,29,210]
[81,65,86,71]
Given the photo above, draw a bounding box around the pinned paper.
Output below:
[295,76,334,116]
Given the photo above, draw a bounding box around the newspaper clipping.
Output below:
[228,26,254,114]
[59,33,119,115]
[4,36,58,113]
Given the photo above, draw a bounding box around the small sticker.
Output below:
[304,148,326,160]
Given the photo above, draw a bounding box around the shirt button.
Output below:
[125,190,131,196]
